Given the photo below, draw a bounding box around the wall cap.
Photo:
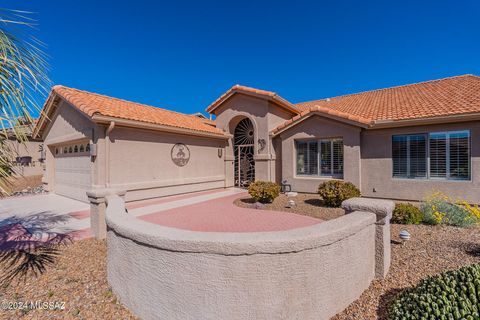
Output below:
[342,197,394,224]
[105,195,376,255]
[87,188,126,204]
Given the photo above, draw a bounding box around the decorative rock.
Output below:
[285,191,298,197]
[252,202,266,210]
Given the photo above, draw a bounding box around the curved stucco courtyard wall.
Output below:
[105,195,392,320]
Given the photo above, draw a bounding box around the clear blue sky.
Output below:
[5,0,480,116]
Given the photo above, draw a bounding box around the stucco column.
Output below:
[341,197,394,278]
[87,188,126,239]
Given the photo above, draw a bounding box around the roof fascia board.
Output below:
[32,92,56,139]
[370,113,480,129]
[92,114,231,140]
[207,90,298,115]
[271,111,369,137]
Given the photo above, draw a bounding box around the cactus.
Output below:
[388,264,480,320]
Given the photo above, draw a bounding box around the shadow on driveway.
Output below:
[0,212,75,286]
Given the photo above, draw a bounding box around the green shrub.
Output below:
[420,192,480,228]
[317,180,360,207]
[248,181,280,204]
[392,203,423,224]
[388,263,480,320]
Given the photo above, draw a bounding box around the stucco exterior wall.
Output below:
[213,94,295,184]
[278,115,361,193]
[105,195,386,320]
[7,139,44,176]
[361,121,480,203]
[108,127,226,202]
[41,101,99,192]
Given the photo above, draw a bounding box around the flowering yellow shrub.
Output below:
[421,191,480,227]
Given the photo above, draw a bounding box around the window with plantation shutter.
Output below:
[449,131,469,179]
[429,133,447,178]
[320,140,332,175]
[332,139,343,175]
[392,135,408,177]
[429,131,470,180]
[296,139,343,177]
[392,134,426,178]
[393,130,470,180]
[296,141,318,175]
[296,141,308,175]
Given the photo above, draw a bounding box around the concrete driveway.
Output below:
[0,194,91,251]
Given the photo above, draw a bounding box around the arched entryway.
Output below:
[233,118,255,187]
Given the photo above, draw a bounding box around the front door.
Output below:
[236,144,255,187]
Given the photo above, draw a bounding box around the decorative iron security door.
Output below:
[234,118,255,187]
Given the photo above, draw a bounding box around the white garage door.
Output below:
[54,144,92,202]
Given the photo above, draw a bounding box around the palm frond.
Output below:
[0,8,50,196]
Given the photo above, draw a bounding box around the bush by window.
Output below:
[317,180,360,207]
[391,203,423,224]
[248,181,280,203]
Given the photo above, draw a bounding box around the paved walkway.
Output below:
[0,188,322,250]
[138,190,322,232]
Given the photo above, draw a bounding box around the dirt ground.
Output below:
[1,175,43,195]
[234,192,345,220]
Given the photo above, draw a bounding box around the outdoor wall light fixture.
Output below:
[218,148,222,158]
[89,143,97,157]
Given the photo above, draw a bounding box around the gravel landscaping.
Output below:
[333,224,480,320]
[234,193,345,220]
[0,239,136,320]
[0,175,46,198]
[0,215,478,319]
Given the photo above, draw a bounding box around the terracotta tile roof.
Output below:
[273,74,480,134]
[295,74,480,122]
[50,85,225,136]
[205,84,299,114]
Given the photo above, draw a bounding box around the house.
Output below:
[3,118,44,177]
[33,75,480,203]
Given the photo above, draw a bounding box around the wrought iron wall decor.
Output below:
[171,143,190,167]
[258,139,266,152]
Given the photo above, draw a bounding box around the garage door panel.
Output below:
[55,155,91,202]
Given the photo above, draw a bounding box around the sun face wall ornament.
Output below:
[171,143,190,167]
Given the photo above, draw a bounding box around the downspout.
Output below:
[105,121,115,187]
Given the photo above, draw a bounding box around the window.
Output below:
[429,131,470,180]
[79,144,85,152]
[392,134,427,178]
[55,148,59,155]
[296,139,343,177]
[74,145,79,153]
[86,144,91,152]
[392,131,470,180]
[296,141,318,175]
[63,147,68,154]
[68,146,73,153]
